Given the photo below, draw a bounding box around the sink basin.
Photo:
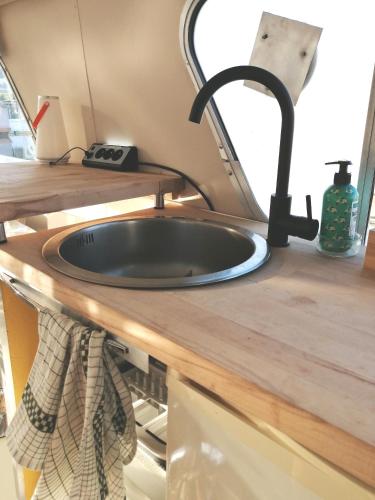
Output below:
[42,216,270,288]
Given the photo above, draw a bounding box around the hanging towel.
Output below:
[7,309,137,499]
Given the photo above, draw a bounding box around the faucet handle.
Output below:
[306,195,313,220]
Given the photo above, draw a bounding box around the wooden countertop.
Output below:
[0,161,183,222]
[0,205,375,488]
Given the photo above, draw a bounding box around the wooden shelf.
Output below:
[0,161,184,222]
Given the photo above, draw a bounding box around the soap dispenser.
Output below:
[317,160,360,257]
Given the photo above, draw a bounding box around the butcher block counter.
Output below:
[0,204,375,489]
[0,161,183,221]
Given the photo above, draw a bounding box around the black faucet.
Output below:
[188,65,319,247]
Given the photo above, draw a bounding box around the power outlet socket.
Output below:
[82,143,138,171]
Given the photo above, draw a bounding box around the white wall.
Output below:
[0,0,250,217]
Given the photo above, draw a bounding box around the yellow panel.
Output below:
[1,282,40,500]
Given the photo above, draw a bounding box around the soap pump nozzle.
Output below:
[325,160,352,185]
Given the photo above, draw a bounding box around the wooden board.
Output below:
[1,205,375,488]
[0,161,183,222]
[365,229,375,271]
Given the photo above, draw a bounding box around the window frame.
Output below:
[357,66,375,237]
[0,56,35,143]
[180,0,267,222]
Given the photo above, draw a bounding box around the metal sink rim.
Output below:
[42,215,270,289]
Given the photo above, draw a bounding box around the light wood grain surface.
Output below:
[1,205,375,488]
[365,229,375,272]
[0,161,183,222]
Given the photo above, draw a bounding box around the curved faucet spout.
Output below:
[188,65,319,247]
[189,65,294,198]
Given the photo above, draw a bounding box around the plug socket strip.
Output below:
[82,143,138,171]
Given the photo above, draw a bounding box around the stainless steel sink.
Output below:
[42,216,270,288]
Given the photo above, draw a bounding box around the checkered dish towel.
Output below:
[7,309,137,499]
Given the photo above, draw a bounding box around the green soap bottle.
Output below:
[318,160,359,256]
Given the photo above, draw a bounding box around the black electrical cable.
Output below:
[139,161,214,211]
[49,146,88,165]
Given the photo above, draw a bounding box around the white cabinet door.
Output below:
[167,376,375,500]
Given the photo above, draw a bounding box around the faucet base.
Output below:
[267,194,319,247]
[267,194,292,247]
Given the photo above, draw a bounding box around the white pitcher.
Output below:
[35,96,69,162]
